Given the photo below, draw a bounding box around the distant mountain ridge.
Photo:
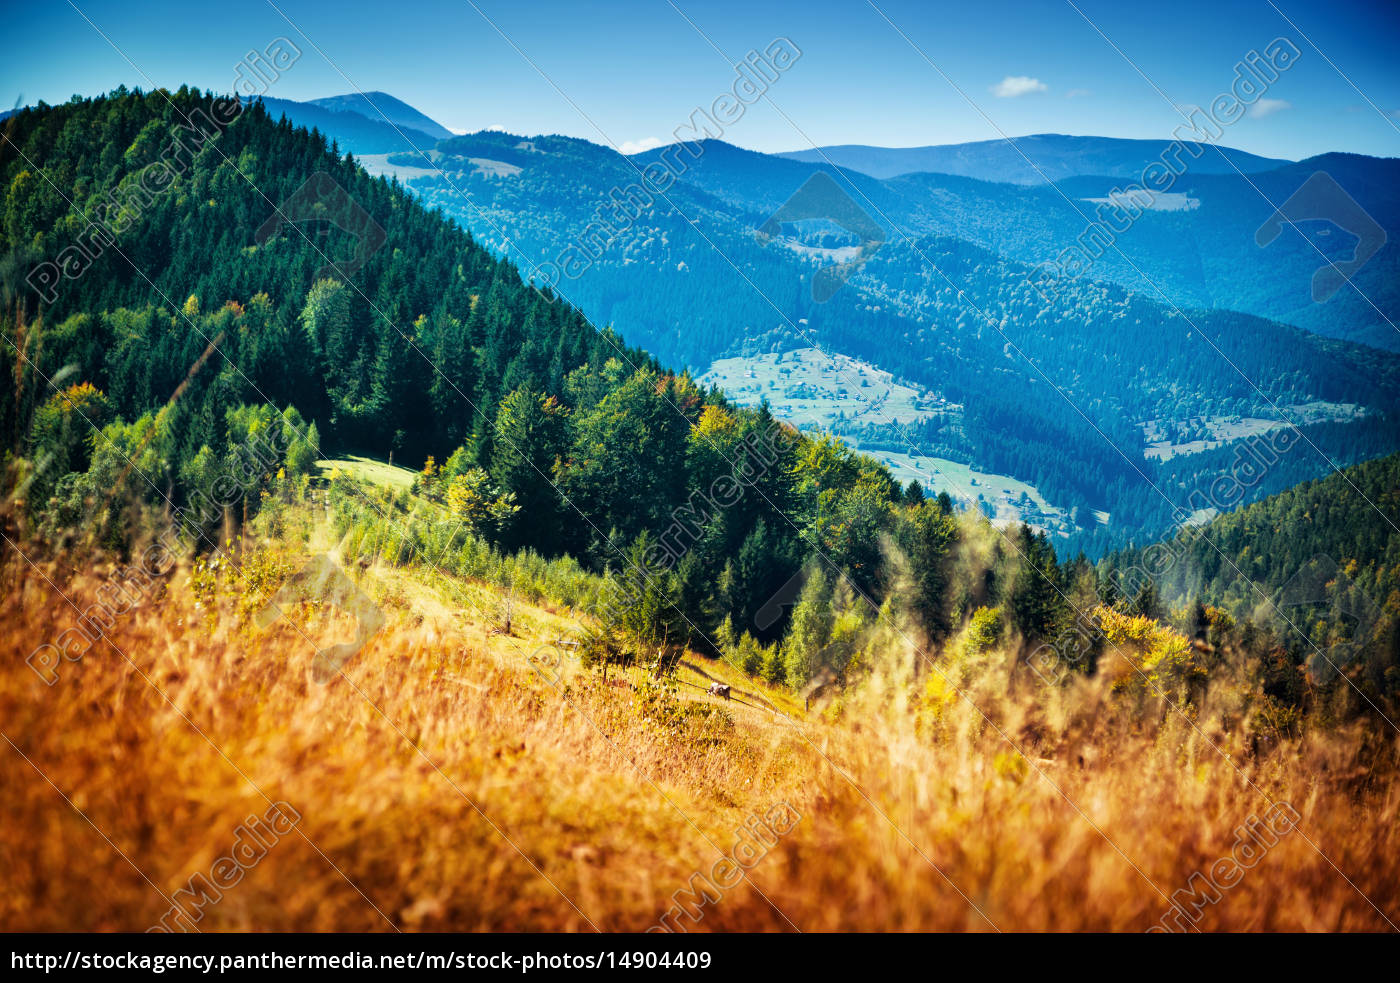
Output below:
[254,94,447,155]
[250,94,1399,359]
[630,136,1400,354]
[778,133,1291,183]
[307,91,454,141]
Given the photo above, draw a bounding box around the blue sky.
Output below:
[4,0,1398,161]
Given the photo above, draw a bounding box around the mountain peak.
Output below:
[307,91,454,141]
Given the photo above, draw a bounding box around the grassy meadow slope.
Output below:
[2,465,1397,932]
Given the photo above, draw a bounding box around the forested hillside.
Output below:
[1107,451,1400,699]
[0,88,967,680]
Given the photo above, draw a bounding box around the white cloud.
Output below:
[991,75,1047,98]
[1065,88,1091,99]
[1248,98,1292,119]
[620,136,664,155]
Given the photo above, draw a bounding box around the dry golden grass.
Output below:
[2,532,1398,933]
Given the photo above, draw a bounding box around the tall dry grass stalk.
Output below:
[1,535,1396,932]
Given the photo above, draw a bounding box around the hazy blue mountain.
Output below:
[778,134,1290,183]
[377,130,1400,556]
[883,155,1400,353]
[254,95,443,154]
[307,90,454,141]
[631,139,1400,353]
[282,104,1393,355]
